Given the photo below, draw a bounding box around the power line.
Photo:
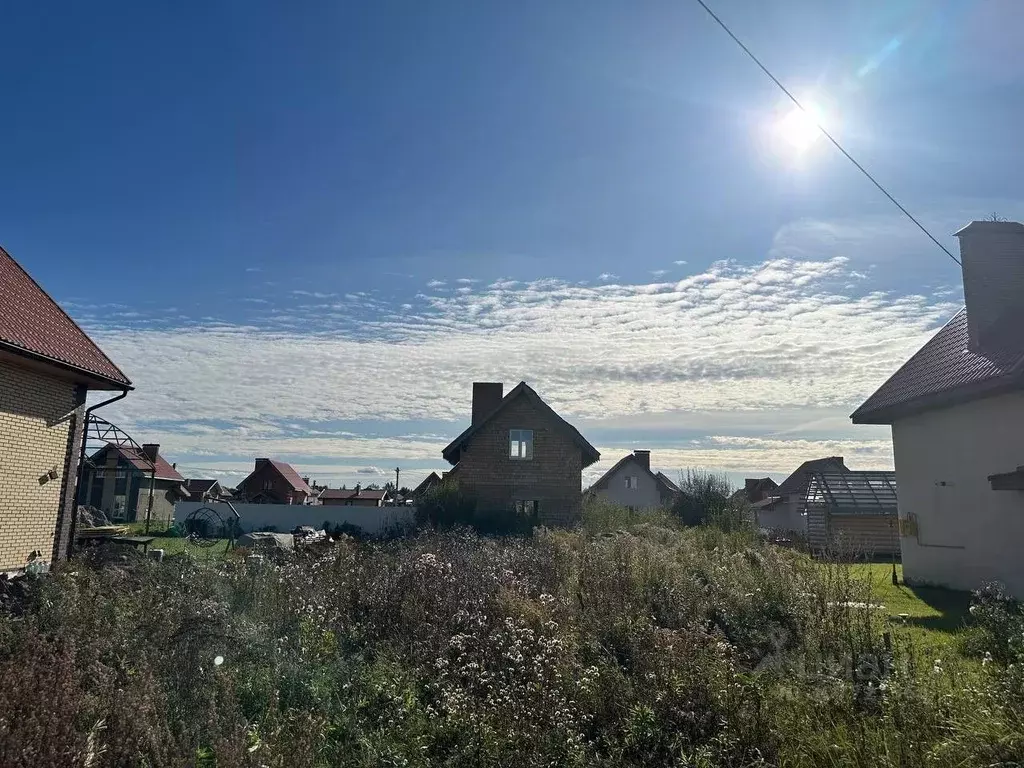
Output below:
[694,0,961,267]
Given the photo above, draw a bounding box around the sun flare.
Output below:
[773,104,825,154]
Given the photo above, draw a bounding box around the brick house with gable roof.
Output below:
[0,245,132,573]
[236,458,314,505]
[442,382,600,526]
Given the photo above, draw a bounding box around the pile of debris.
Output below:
[76,505,129,538]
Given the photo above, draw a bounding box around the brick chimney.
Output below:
[633,450,651,471]
[255,458,269,469]
[472,382,503,426]
[141,444,159,462]
[955,220,1024,351]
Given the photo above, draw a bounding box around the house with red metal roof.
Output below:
[78,443,188,526]
[0,245,132,573]
[236,458,314,505]
[853,221,1024,596]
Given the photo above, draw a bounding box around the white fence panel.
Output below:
[173,501,415,536]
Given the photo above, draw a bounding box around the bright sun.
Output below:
[773,104,825,155]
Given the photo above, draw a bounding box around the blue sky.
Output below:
[2,0,1022,489]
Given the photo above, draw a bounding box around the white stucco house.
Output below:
[852,220,1024,596]
[587,450,680,510]
[757,456,848,535]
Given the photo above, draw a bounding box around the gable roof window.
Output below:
[509,429,533,460]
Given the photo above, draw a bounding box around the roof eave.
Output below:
[0,342,133,390]
[852,373,1024,425]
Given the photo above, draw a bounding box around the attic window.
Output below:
[509,429,534,460]
[625,475,639,490]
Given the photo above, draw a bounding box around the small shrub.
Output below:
[415,479,477,529]
[580,496,680,535]
[672,469,751,532]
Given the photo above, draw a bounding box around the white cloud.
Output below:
[245,267,263,273]
[598,273,618,282]
[426,279,446,288]
[673,260,688,265]
[456,278,478,284]
[650,269,668,277]
[85,234,965,477]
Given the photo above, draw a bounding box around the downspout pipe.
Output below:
[68,389,130,556]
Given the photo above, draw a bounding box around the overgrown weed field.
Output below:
[2,513,1022,767]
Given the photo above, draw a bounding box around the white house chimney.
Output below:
[955,220,1024,351]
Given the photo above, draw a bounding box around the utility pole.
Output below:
[394,467,400,506]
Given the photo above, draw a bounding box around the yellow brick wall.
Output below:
[0,359,79,571]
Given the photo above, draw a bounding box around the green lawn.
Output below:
[149,537,232,561]
[850,563,972,650]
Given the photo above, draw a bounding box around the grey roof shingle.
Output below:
[852,309,1024,424]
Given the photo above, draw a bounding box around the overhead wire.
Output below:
[694,0,962,266]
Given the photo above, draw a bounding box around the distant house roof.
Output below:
[804,471,898,515]
[655,471,681,494]
[442,382,600,467]
[731,477,780,503]
[776,457,848,498]
[852,308,1024,424]
[588,453,680,498]
[89,444,185,483]
[412,472,442,496]
[320,488,389,501]
[238,459,313,497]
[0,246,131,388]
[185,479,220,495]
[269,460,312,495]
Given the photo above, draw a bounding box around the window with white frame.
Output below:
[509,429,534,460]
[625,475,639,490]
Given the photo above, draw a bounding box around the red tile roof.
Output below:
[266,460,313,495]
[0,246,131,387]
[852,309,1024,424]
